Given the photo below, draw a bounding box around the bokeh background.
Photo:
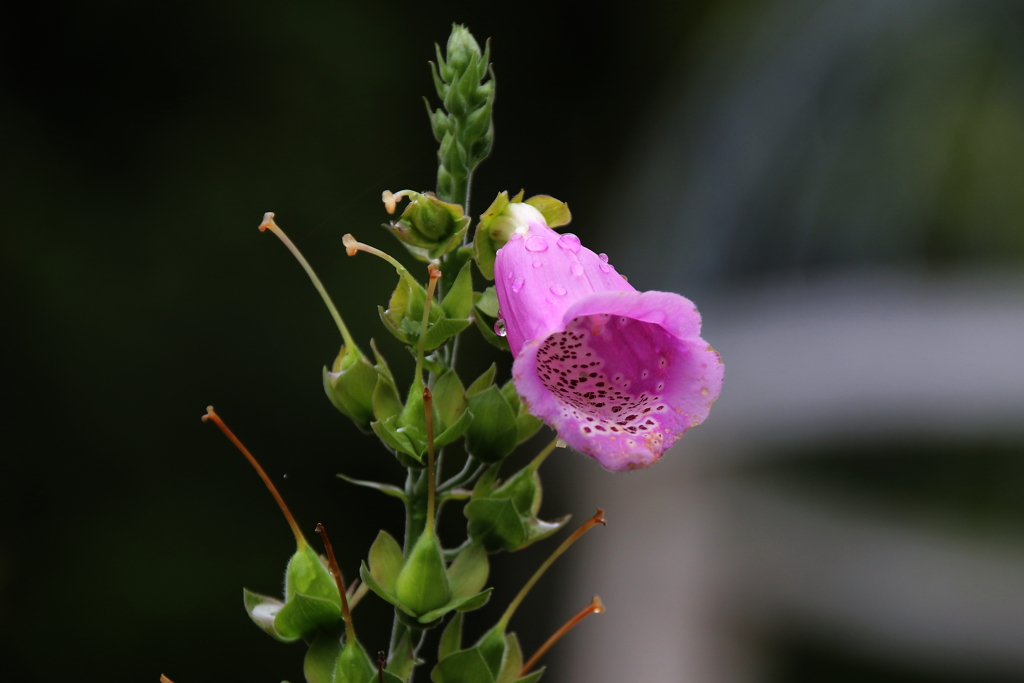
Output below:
[1,1,1022,683]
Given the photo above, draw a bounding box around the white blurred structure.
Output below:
[556,273,1024,682]
[555,0,1024,678]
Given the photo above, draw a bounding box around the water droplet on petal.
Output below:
[600,263,612,273]
[525,235,549,252]
[533,261,543,268]
[510,233,523,241]
[512,277,525,292]
[599,253,609,263]
[550,284,567,296]
[494,319,507,336]
[570,262,584,276]
[557,233,581,252]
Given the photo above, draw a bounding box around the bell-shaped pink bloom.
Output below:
[493,204,723,471]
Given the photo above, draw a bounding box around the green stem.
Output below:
[498,509,606,630]
[259,214,358,351]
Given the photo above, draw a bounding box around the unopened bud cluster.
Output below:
[426,24,495,211]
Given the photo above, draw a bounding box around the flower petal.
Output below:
[512,290,722,471]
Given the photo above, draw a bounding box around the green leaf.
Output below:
[432,648,496,683]
[418,588,492,623]
[441,261,474,319]
[371,417,422,462]
[466,364,497,398]
[368,530,405,593]
[323,348,378,433]
[513,669,545,683]
[359,561,415,616]
[500,381,543,443]
[524,195,571,228]
[434,408,473,450]
[286,544,339,603]
[304,628,343,683]
[475,287,500,317]
[369,672,406,683]
[446,543,489,601]
[465,386,518,463]
[422,317,473,351]
[337,474,408,502]
[432,370,467,432]
[373,373,404,422]
[274,592,342,640]
[465,498,526,553]
[476,626,508,679]
[495,633,523,683]
[385,628,417,681]
[305,630,376,683]
[473,192,511,280]
[472,293,510,352]
[242,589,299,643]
[438,612,464,662]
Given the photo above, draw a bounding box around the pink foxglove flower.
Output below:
[494,204,723,471]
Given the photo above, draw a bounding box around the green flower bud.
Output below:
[382,189,470,262]
[394,531,450,615]
[323,344,377,433]
[304,629,376,683]
[445,24,482,76]
[472,191,571,280]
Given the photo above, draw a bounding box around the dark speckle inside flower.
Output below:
[535,315,676,437]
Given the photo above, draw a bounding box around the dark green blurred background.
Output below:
[3,1,1024,683]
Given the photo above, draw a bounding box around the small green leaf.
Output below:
[475,287,500,317]
[337,473,407,501]
[369,672,406,683]
[432,370,467,432]
[418,588,492,623]
[438,612,464,662]
[441,261,474,319]
[373,373,404,422]
[359,561,415,616]
[513,669,545,683]
[242,589,299,643]
[495,633,523,683]
[472,296,510,352]
[305,630,375,683]
[368,530,405,593]
[423,317,473,351]
[323,348,378,433]
[465,386,518,463]
[432,647,496,683]
[476,626,508,679]
[371,417,422,462]
[385,629,417,681]
[446,543,489,600]
[434,408,473,450]
[274,592,342,640]
[286,544,339,603]
[466,364,497,398]
[524,195,571,228]
[465,498,527,553]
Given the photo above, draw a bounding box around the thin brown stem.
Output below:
[202,407,305,547]
[520,596,605,675]
[423,386,436,532]
[316,522,355,642]
[498,509,606,629]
